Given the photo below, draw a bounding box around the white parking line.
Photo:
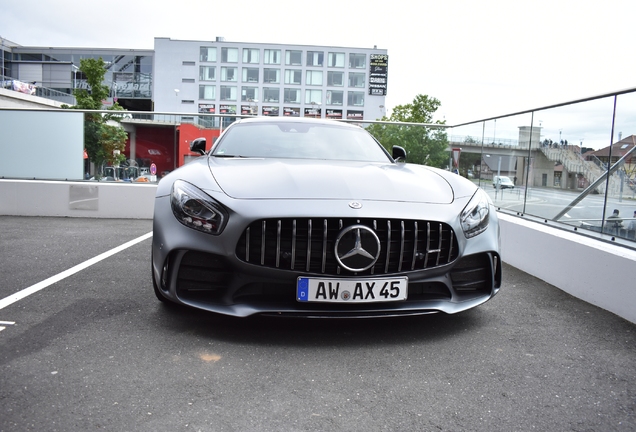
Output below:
[0,321,15,332]
[0,232,153,310]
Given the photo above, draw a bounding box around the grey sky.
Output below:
[1,0,634,148]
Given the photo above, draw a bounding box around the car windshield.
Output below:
[212,121,392,162]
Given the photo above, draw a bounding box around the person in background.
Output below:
[607,209,623,235]
[627,210,636,240]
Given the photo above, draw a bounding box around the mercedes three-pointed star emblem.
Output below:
[334,225,381,272]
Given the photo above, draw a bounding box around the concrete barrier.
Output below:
[0,179,156,219]
[499,213,636,324]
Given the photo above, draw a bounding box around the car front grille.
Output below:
[236,218,459,276]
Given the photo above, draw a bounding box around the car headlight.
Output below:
[460,188,491,239]
[171,180,228,235]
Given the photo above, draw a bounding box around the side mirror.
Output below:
[392,146,406,162]
[190,137,207,155]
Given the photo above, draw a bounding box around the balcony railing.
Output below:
[1,87,635,248]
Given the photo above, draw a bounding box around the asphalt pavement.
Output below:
[0,216,634,431]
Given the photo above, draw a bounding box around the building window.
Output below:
[263,68,280,84]
[306,70,323,86]
[263,87,280,103]
[182,61,196,66]
[285,50,302,66]
[284,88,301,103]
[327,71,344,86]
[200,47,217,62]
[199,66,216,81]
[242,68,259,83]
[284,69,302,85]
[221,67,237,82]
[326,90,343,106]
[305,89,322,104]
[221,47,239,63]
[220,85,237,101]
[182,78,195,83]
[349,53,366,69]
[307,51,324,67]
[347,91,364,106]
[182,100,195,104]
[199,85,216,100]
[241,87,258,102]
[264,49,281,65]
[328,52,345,68]
[348,72,365,88]
[242,48,260,64]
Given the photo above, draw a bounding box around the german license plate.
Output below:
[297,277,408,303]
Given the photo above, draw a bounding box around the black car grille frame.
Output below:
[236,217,459,277]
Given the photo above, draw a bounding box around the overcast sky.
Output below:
[1,0,634,148]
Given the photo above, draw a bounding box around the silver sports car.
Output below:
[151,117,501,318]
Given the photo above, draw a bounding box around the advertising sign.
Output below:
[368,54,388,96]
[198,104,216,113]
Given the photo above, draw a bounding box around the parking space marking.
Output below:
[0,321,16,332]
[0,232,153,310]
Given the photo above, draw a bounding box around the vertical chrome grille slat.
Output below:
[448,230,454,263]
[291,220,297,270]
[424,222,430,268]
[306,219,312,272]
[372,220,377,275]
[321,219,327,274]
[411,221,418,270]
[435,223,443,266]
[385,220,391,273]
[276,220,281,268]
[398,221,405,272]
[261,221,266,265]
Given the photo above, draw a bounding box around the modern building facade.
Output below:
[1,37,153,110]
[2,36,389,121]
[153,37,388,122]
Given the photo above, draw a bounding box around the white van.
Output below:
[493,176,514,189]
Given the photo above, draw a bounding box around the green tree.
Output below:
[63,57,127,177]
[367,94,449,167]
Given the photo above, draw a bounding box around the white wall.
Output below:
[499,213,636,324]
[0,179,156,219]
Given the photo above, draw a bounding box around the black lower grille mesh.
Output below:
[236,218,459,276]
[450,254,492,293]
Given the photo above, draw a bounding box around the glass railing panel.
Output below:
[523,97,616,224]
[604,91,636,241]
[478,114,533,213]
[447,122,485,184]
[0,109,86,181]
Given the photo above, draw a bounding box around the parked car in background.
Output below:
[151,117,502,318]
[493,176,515,189]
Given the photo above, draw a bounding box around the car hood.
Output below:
[207,157,455,204]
